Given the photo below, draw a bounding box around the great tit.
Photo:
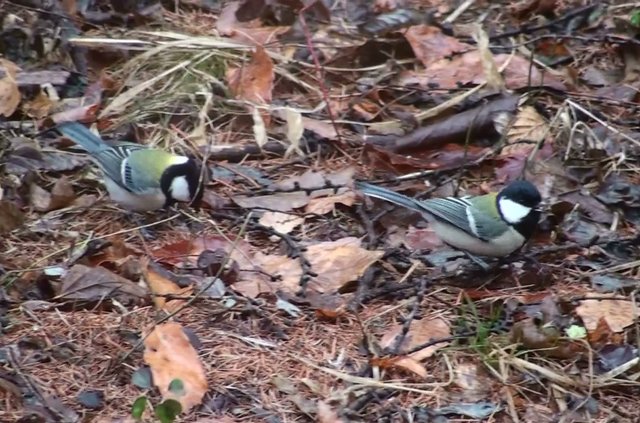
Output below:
[57,122,204,211]
[356,180,542,257]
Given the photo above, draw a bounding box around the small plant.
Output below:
[131,378,184,423]
[631,10,640,27]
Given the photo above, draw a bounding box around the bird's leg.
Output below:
[122,211,158,240]
[464,251,491,272]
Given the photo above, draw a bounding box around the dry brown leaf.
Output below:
[57,264,148,305]
[395,52,565,91]
[404,25,472,67]
[301,117,339,140]
[390,356,428,378]
[217,1,289,45]
[143,322,208,412]
[49,176,76,210]
[29,183,52,212]
[154,236,273,299]
[232,191,310,212]
[258,211,305,234]
[227,45,274,125]
[274,168,355,191]
[575,294,636,332]
[317,401,346,423]
[379,317,451,361]
[453,362,493,402]
[473,24,505,91]
[254,237,383,295]
[143,261,193,312]
[29,177,76,212]
[22,89,56,119]
[403,226,443,250]
[305,190,356,215]
[0,59,21,117]
[0,200,24,234]
[505,106,549,149]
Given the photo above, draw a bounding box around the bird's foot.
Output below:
[464,252,492,272]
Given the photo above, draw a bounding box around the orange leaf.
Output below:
[227,46,274,125]
[0,59,21,117]
[143,322,208,412]
[142,261,193,312]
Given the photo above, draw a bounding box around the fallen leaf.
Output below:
[56,264,148,305]
[29,183,53,212]
[235,237,383,297]
[227,46,274,125]
[284,107,304,156]
[28,177,76,212]
[144,322,208,413]
[143,261,193,312]
[305,190,356,215]
[301,117,339,140]
[273,168,355,191]
[232,191,309,212]
[258,211,305,234]
[0,59,21,117]
[395,52,565,91]
[473,24,504,91]
[404,25,472,68]
[403,226,443,250]
[0,200,24,234]
[317,401,345,423]
[453,362,493,402]
[22,88,56,119]
[49,176,76,210]
[379,317,451,361]
[217,1,290,45]
[153,236,272,298]
[372,356,428,378]
[152,235,252,268]
[505,106,549,148]
[575,294,636,332]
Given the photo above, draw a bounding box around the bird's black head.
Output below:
[496,180,542,239]
[160,158,205,208]
[498,180,542,209]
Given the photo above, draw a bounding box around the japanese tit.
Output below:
[356,180,542,257]
[58,122,204,212]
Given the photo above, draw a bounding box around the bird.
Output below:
[355,180,542,258]
[57,122,204,211]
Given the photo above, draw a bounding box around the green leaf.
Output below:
[168,378,185,396]
[632,10,640,27]
[131,396,148,420]
[154,399,182,423]
[565,324,587,339]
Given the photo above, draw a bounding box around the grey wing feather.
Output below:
[93,143,146,193]
[421,197,481,238]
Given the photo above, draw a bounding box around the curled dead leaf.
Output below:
[142,260,193,313]
[379,317,451,361]
[143,322,208,412]
[575,294,636,333]
[0,59,21,117]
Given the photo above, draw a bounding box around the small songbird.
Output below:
[356,180,542,257]
[57,122,204,211]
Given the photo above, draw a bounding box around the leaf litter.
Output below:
[3,0,640,422]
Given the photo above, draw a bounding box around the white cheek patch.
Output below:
[499,198,532,224]
[170,176,191,202]
[171,155,190,165]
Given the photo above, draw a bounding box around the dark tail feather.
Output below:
[57,122,106,153]
[355,181,425,214]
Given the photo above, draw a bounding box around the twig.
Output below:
[117,212,253,364]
